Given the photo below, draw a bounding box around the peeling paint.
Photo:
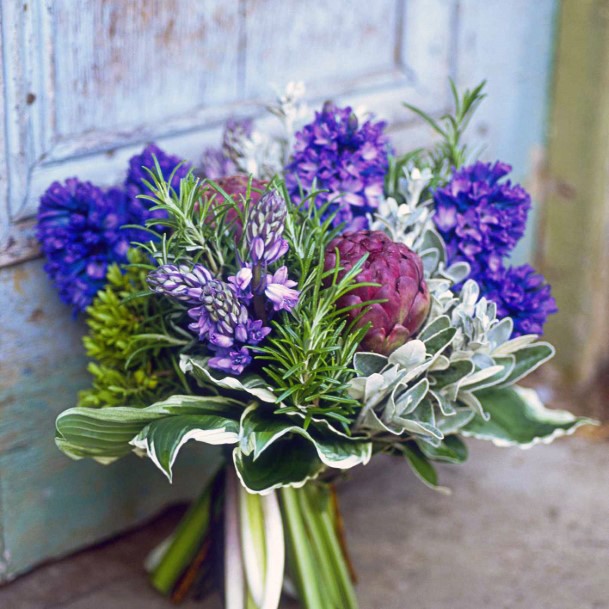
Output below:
[11,267,29,295]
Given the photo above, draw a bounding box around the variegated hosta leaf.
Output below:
[131,414,240,481]
[462,386,595,448]
[181,355,276,403]
[239,405,372,471]
[55,395,240,466]
[234,436,324,495]
[497,343,555,386]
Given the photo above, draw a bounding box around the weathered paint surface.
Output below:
[0,0,558,580]
[0,259,222,582]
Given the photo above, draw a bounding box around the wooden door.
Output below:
[0,0,558,581]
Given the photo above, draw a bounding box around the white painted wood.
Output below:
[0,0,459,255]
[2,0,242,230]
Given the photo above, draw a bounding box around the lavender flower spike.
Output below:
[246,189,289,265]
[188,279,249,347]
[148,264,212,304]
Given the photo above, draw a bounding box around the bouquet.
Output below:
[38,82,591,608]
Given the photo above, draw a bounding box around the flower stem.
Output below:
[280,487,326,609]
[295,487,342,608]
[310,484,359,609]
[225,467,246,609]
[149,471,218,596]
[280,483,359,609]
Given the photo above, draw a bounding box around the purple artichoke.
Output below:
[324,230,431,356]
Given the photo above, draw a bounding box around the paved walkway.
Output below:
[2,436,609,609]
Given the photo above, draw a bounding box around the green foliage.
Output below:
[56,394,242,464]
[135,164,262,275]
[462,386,594,447]
[396,80,487,191]
[79,249,189,408]
[255,195,376,428]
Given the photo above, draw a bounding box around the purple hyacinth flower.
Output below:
[264,266,300,312]
[286,101,390,231]
[246,189,289,265]
[209,346,253,375]
[124,143,191,200]
[433,161,531,277]
[36,178,133,312]
[148,264,213,303]
[246,319,272,344]
[479,264,558,337]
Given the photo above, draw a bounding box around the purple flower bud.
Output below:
[245,189,289,264]
[148,264,212,303]
[250,237,266,264]
[235,323,249,343]
[186,278,250,347]
[209,332,234,348]
[200,148,236,180]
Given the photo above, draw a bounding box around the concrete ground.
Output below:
[1,433,608,609]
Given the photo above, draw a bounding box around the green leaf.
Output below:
[462,386,595,447]
[436,408,475,434]
[55,395,240,464]
[419,315,451,342]
[402,444,450,493]
[353,352,387,376]
[390,378,429,417]
[423,327,457,355]
[387,340,427,369]
[418,435,468,464]
[431,360,475,390]
[460,357,514,392]
[181,355,276,403]
[56,407,166,462]
[240,405,372,470]
[389,396,444,441]
[498,343,555,386]
[234,437,324,494]
[131,414,240,481]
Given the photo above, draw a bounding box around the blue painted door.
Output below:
[0,0,558,581]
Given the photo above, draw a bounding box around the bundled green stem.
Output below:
[281,483,358,609]
[146,465,358,609]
